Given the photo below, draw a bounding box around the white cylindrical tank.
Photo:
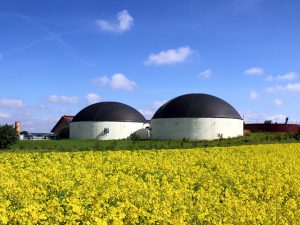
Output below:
[151,118,243,140]
[151,93,244,140]
[70,102,147,140]
[70,121,145,140]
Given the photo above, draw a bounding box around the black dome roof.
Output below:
[72,102,146,123]
[152,93,242,120]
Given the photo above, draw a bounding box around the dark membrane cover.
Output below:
[72,102,146,123]
[152,93,242,120]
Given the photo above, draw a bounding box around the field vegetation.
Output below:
[1,133,299,223]
[0,143,299,224]
[7,132,300,152]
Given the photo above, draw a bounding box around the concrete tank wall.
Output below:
[70,121,146,140]
[151,118,243,140]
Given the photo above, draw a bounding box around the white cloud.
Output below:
[265,72,298,82]
[286,83,300,91]
[153,100,167,109]
[277,72,298,80]
[0,98,25,108]
[94,73,136,91]
[46,95,79,104]
[249,91,259,100]
[274,99,283,106]
[145,46,193,65]
[244,67,264,75]
[267,83,300,92]
[0,112,10,119]
[96,10,133,33]
[85,93,101,104]
[198,69,212,79]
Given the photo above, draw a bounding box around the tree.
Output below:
[0,124,19,149]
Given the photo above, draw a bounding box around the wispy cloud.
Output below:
[0,112,10,119]
[46,95,79,104]
[94,73,136,91]
[0,98,25,108]
[145,46,193,65]
[278,72,298,80]
[274,99,283,106]
[85,93,101,104]
[244,67,264,75]
[249,91,259,100]
[198,69,212,79]
[96,10,133,33]
[267,83,300,92]
[265,72,298,82]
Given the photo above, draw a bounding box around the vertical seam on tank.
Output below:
[186,94,196,117]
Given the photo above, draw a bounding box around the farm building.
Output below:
[51,115,74,139]
[70,102,148,140]
[244,122,300,133]
[151,93,243,140]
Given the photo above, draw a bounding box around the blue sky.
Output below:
[1,0,300,132]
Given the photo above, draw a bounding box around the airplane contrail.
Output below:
[0,12,97,68]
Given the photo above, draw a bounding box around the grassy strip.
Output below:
[5,132,300,152]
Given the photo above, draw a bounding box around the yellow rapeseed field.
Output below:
[0,143,299,224]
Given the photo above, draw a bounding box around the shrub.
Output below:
[130,132,140,141]
[0,124,19,149]
[293,133,300,141]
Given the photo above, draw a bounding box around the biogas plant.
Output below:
[68,93,244,141]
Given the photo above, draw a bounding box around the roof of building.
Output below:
[152,93,242,120]
[72,102,146,123]
[51,115,74,133]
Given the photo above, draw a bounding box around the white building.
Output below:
[151,93,243,140]
[70,102,148,140]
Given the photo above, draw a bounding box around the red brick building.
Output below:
[244,123,300,133]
